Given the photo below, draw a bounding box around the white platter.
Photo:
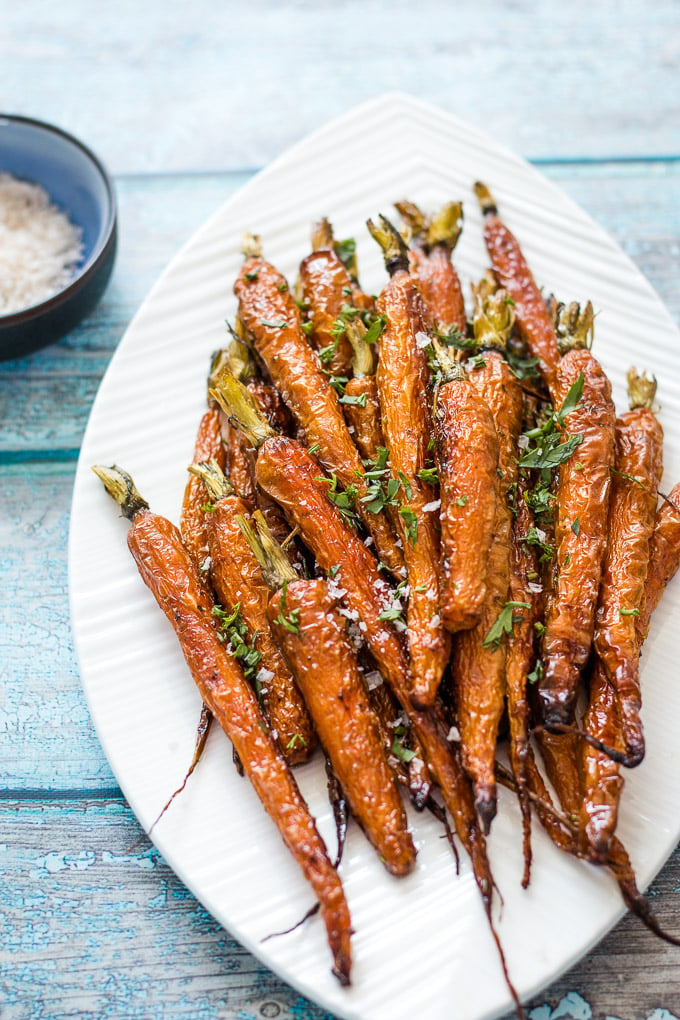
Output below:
[69,94,680,1019]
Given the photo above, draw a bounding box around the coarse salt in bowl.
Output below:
[0,115,117,361]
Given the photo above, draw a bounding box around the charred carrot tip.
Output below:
[474,786,497,835]
[473,181,497,217]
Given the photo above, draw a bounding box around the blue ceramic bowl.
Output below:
[0,115,117,361]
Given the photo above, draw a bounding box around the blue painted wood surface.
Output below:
[2,3,680,1017]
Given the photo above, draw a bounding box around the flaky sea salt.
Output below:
[0,172,83,314]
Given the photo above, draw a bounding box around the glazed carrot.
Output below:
[450,280,523,830]
[593,370,663,763]
[474,182,559,390]
[240,512,416,876]
[368,215,450,708]
[578,661,625,861]
[342,319,405,574]
[433,340,499,632]
[188,460,315,765]
[395,199,467,334]
[180,404,226,571]
[537,304,617,726]
[91,465,352,985]
[298,218,355,378]
[234,234,403,576]
[636,482,680,644]
[505,462,543,885]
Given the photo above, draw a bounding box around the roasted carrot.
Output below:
[505,459,543,885]
[433,340,499,632]
[474,182,559,391]
[591,370,663,767]
[636,481,680,644]
[395,199,466,334]
[180,405,226,571]
[367,215,450,708]
[341,319,405,574]
[239,512,416,876]
[188,460,315,764]
[233,233,403,576]
[537,303,617,726]
[298,218,355,378]
[580,480,680,857]
[91,465,352,985]
[450,279,523,831]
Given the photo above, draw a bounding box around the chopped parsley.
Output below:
[259,318,288,329]
[244,270,259,282]
[212,603,262,685]
[390,736,417,763]
[362,314,387,345]
[455,495,468,507]
[520,526,554,562]
[527,658,544,685]
[482,601,531,650]
[417,466,439,485]
[611,468,647,490]
[339,391,367,408]
[286,733,308,751]
[620,607,640,617]
[315,472,360,527]
[274,581,301,634]
[571,517,581,536]
[400,507,418,547]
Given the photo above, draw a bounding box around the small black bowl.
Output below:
[0,115,118,361]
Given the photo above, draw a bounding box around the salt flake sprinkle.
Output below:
[0,173,83,315]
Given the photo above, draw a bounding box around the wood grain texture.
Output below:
[2,1,679,173]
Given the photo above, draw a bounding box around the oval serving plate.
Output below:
[69,94,680,1019]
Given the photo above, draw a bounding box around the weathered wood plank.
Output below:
[1,798,678,1020]
[0,462,115,789]
[2,2,679,173]
[1,162,679,455]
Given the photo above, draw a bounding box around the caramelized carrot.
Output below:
[268,577,416,876]
[475,182,559,390]
[395,199,466,333]
[433,343,499,632]
[505,464,542,885]
[298,218,355,378]
[368,215,450,708]
[636,481,680,644]
[233,234,402,576]
[451,281,523,830]
[180,405,226,571]
[592,370,663,766]
[189,461,315,764]
[538,306,617,726]
[91,465,352,985]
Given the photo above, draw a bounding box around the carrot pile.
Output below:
[93,186,680,1012]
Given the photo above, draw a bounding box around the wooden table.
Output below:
[2,3,680,1017]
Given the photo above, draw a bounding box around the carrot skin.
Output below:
[636,482,680,643]
[126,509,352,984]
[343,375,405,573]
[180,406,226,569]
[410,245,466,333]
[269,579,416,877]
[593,407,663,764]
[451,352,523,829]
[376,269,449,707]
[435,379,499,632]
[539,349,617,726]
[481,210,560,389]
[299,248,354,377]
